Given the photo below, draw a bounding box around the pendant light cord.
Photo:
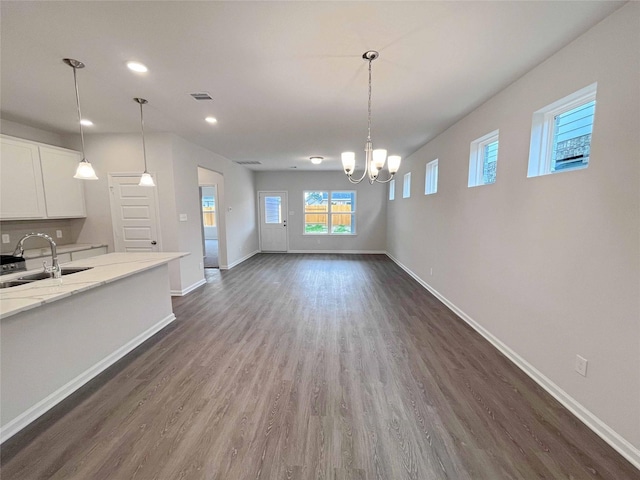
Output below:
[139,102,148,173]
[72,66,87,160]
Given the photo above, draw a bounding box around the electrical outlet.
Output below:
[1,234,9,244]
[199,261,203,270]
[56,230,63,238]
[179,214,188,222]
[430,267,433,276]
[575,355,588,377]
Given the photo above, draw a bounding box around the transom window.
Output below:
[469,130,499,187]
[528,83,597,177]
[425,159,438,195]
[304,191,356,235]
[403,172,411,198]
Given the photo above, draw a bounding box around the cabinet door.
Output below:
[0,137,46,219]
[39,146,86,218]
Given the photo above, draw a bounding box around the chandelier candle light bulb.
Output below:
[341,51,401,184]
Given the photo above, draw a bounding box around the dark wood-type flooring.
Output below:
[2,254,638,479]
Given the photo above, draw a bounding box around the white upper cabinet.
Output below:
[0,135,87,220]
[39,145,86,218]
[0,136,47,219]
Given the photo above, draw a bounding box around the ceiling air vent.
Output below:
[189,92,213,101]
[235,161,262,165]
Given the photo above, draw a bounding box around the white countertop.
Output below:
[20,243,108,260]
[0,252,187,319]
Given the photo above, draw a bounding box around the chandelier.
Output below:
[341,51,401,184]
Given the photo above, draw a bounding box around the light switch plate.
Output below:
[1,234,9,244]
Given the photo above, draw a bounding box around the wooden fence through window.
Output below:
[304,204,352,226]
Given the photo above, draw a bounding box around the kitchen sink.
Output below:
[0,279,35,288]
[0,266,93,288]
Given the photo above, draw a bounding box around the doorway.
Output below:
[200,185,219,268]
[108,174,162,252]
[258,191,288,252]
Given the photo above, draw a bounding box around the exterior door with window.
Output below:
[259,191,288,252]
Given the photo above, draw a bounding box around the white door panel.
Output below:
[109,175,161,252]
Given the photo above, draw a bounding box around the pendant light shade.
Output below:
[139,172,155,186]
[64,58,98,180]
[134,98,155,187]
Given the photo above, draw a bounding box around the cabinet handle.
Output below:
[151,241,157,245]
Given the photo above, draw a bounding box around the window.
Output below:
[403,172,411,198]
[304,191,356,235]
[528,83,597,177]
[202,195,216,227]
[425,159,438,195]
[264,195,282,224]
[469,130,499,187]
[389,179,395,200]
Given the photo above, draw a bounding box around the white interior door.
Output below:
[108,174,161,252]
[259,191,288,252]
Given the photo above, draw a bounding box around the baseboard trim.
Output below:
[221,249,260,270]
[385,252,640,470]
[288,250,387,254]
[171,278,206,296]
[1,313,176,444]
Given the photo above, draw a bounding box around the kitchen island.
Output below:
[0,252,187,443]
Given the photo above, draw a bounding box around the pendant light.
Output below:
[134,98,155,187]
[341,51,401,184]
[63,58,98,180]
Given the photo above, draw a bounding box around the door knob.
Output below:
[151,241,157,245]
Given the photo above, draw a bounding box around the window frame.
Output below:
[303,190,357,236]
[468,130,499,187]
[425,159,438,195]
[402,172,411,198]
[528,82,597,178]
[389,179,395,201]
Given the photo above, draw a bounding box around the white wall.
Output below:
[386,3,640,462]
[255,170,387,253]
[173,136,258,272]
[0,119,67,147]
[77,132,258,292]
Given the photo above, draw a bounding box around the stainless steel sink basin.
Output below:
[0,279,35,288]
[0,266,93,288]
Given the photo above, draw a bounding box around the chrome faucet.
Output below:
[13,232,61,279]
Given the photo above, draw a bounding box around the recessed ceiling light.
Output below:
[80,119,93,126]
[127,61,148,73]
[310,156,323,165]
[205,116,218,124]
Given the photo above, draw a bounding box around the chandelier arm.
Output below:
[374,173,396,184]
[349,164,369,183]
[347,175,363,184]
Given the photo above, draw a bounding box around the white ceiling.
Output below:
[0,1,624,171]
